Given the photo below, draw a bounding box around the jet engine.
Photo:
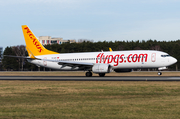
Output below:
[92,64,112,73]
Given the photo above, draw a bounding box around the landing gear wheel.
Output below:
[86,72,92,77]
[99,73,105,77]
[157,72,162,76]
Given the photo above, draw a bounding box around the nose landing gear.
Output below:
[157,72,162,76]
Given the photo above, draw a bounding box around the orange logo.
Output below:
[24,27,43,53]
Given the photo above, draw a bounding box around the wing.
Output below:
[4,55,94,70]
[40,58,94,70]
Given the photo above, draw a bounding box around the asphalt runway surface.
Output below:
[0,76,180,81]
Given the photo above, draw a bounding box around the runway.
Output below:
[0,76,180,81]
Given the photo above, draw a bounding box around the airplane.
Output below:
[6,25,178,77]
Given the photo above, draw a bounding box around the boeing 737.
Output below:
[6,25,178,77]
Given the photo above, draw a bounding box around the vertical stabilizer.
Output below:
[22,25,59,56]
[26,47,36,59]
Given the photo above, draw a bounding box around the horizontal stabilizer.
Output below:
[3,55,36,59]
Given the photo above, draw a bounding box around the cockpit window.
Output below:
[161,55,170,57]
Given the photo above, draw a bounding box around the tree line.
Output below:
[1,39,180,71]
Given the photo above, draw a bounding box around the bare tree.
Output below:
[12,45,26,71]
[117,45,124,51]
[150,45,161,51]
[134,46,142,50]
[78,39,93,43]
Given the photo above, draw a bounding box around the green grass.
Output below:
[0,81,180,119]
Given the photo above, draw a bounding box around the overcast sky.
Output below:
[0,0,180,49]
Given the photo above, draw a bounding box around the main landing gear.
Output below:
[99,73,105,77]
[157,72,162,76]
[86,71,92,77]
[85,72,106,77]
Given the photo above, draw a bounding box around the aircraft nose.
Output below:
[171,57,177,64]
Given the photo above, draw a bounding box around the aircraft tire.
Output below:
[86,72,92,77]
[157,72,162,76]
[99,73,105,77]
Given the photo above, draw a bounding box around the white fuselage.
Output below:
[28,50,177,71]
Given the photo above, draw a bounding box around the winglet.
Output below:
[22,25,59,56]
[109,48,113,52]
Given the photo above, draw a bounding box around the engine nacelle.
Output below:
[114,69,132,73]
[92,64,111,73]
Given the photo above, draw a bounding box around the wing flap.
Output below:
[41,58,94,67]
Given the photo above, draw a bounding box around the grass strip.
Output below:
[0,81,180,119]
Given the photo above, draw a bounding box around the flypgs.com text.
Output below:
[96,53,148,66]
